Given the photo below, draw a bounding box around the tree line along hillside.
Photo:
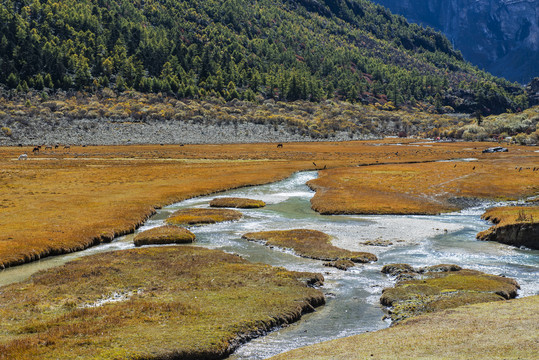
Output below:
[0,0,529,114]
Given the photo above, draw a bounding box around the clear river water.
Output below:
[1,171,537,359]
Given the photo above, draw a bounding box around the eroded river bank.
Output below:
[1,170,537,359]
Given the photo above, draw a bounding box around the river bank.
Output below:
[268,295,539,360]
[0,246,325,359]
[477,206,539,249]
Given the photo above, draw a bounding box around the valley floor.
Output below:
[0,140,537,359]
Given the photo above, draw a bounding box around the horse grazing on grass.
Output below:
[277,143,283,148]
[18,153,28,160]
[32,146,39,153]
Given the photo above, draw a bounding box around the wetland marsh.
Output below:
[0,141,537,359]
[2,170,537,359]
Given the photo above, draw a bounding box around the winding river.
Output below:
[1,171,538,359]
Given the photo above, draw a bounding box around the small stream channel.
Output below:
[1,171,538,359]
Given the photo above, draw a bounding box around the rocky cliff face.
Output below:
[371,0,539,84]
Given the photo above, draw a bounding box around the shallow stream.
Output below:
[1,171,538,359]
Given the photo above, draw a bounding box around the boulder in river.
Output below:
[324,259,356,270]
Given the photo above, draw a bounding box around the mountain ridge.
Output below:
[0,0,528,114]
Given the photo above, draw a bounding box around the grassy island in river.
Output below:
[242,229,377,263]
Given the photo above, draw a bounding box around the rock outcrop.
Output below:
[372,0,539,84]
[478,222,539,249]
[526,77,539,106]
[477,206,539,250]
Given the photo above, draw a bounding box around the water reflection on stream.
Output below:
[1,171,538,359]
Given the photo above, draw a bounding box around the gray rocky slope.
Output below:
[0,117,373,146]
[371,0,539,84]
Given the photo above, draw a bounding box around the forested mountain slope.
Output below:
[0,0,529,114]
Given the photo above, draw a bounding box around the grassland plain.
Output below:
[1,140,537,269]
[1,140,538,359]
[0,246,325,359]
[268,295,539,360]
[308,144,539,215]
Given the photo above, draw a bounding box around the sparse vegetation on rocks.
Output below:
[0,91,482,145]
[380,264,519,323]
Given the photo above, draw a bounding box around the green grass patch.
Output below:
[0,247,324,359]
[380,265,519,323]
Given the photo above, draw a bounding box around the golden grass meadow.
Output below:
[0,139,537,359]
[2,140,536,268]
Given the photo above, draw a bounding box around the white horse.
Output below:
[18,153,28,160]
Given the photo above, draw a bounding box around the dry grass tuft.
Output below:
[166,208,243,226]
[210,197,266,208]
[242,229,377,263]
[0,246,325,359]
[133,225,195,246]
[481,206,539,226]
[323,259,355,270]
